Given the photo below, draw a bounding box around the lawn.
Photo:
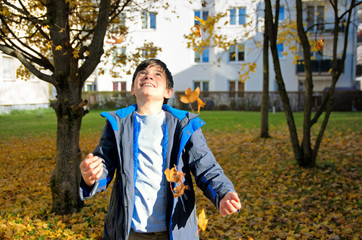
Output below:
[0,109,361,239]
[0,108,361,137]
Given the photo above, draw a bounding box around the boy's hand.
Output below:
[80,153,103,187]
[219,192,241,217]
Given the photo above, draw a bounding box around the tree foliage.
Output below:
[0,0,165,214]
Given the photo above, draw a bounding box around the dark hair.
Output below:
[132,59,174,89]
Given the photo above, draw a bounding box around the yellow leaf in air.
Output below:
[191,25,202,38]
[196,209,208,235]
[164,166,185,184]
[55,45,62,51]
[194,16,206,26]
[106,34,125,45]
[197,98,205,115]
[172,183,189,198]
[180,87,200,104]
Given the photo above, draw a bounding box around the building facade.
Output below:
[0,53,51,114]
[1,0,359,113]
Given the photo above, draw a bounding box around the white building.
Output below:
[0,53,51,114]
[1,0,359,113]
[89,0,358,95]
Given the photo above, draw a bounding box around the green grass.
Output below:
[0,108,361,137]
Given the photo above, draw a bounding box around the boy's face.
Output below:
[131,65,173,103]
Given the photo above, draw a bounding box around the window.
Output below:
[229,44,245,62]
[112,47,126,64]
[194,81,209,90]
[306,5,324,31]
[142,47,157,59]
[113,81,127,91]
[193,81,209,97]
[3,56,13,80]
[194,47,209,63]
[194,10,209,25]
[277,44,284,58]
[228,80,244,97]
[279,6,284,21]
[306,6,314,30]
[120,13,126,27]
[87,83,97,91]
[316,6,324,31]
[230,7,246,25]
[142,11,156,29]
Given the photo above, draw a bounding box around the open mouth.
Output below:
[140,83,155,88]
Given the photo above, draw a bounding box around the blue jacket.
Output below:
[80,104,236,240]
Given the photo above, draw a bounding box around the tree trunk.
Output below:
[260,13,270,138]
[50,88,85,214]
[295,0,315,167]
[265,0,302,163]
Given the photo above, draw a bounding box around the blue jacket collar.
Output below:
[114,104,189,120]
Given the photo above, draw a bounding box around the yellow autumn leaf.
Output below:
[164,166,185,184]
[55,45,62,51]
[196,209,208,236]
[172,183,189,198]
[197,98,205,115]
[194,16,206,26]
[180,87,200,104]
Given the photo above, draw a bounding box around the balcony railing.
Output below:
[296,59,343,74]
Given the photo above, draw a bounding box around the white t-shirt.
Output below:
[131,110,168,232]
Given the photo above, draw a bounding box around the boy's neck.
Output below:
[136,101,164,115]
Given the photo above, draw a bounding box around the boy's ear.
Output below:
[165,88,173,99]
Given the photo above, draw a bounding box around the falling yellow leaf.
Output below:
[191,25,202,38]
[194,16,206,26]
[106,34,125,45]
[196,209,208,236]
[197,98,205,115]
[55,45,62,51]
[164,166,188,198]
[172,183,189,198]
[180,87,200,104]
[316,36,324,50]
[164,166,185,184]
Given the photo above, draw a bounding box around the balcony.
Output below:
[296,59,343,75]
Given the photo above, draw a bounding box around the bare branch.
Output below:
[0,45,53,84]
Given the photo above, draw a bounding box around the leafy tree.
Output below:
[0,0,162,214]
[265,0,360,167]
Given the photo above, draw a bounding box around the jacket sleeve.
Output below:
[80,121,118,200]
[187,128,236,209]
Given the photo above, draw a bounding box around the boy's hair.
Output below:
[132,59,174,104]
[132,59,174,89]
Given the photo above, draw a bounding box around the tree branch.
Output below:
[0,45,53,84]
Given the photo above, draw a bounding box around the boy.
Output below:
[80,59,241,240]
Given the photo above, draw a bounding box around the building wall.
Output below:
[91,0,358,96]
[0,0,358,113]
[0,53,51,114]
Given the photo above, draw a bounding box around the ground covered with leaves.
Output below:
[0,128,361,239]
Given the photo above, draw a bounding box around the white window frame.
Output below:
[229,44,245,63]
[141,11,156,29]
[229,7,246,26]
[2,56,15,81]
